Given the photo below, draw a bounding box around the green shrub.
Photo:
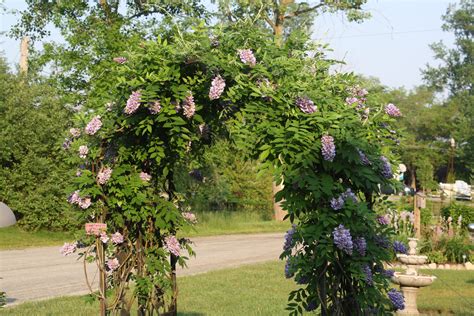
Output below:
[427,251,447,264]
[0,59,77,231]
[439,236,472,263]
[421,207,433,227]
[0,291,5,307]
[441,203,474,229]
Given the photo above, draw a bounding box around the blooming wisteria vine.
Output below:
[61,21,403,315]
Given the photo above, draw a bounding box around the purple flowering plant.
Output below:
[61,22,400,315]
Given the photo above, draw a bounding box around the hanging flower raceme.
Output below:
[295,97,317,114]
[107,258,120,271]
[388,289,405,311]
[330,196,345,210]
[182,212,197,224]
[70,128,81,138]
[164,236,180,256]
[385,103,402,117]
[283,224,297,251]
[357,149,371,165]
[124,91,141,115]
[97,167,112,185]
[79,145,89,159]
[149,100,162,114]
[68,190,81,204]
[78,197,92,209]
[85,116,102,135]
[209,75,226,100]
[380,156,393,179]
[353,237,367,256]
[100,232,109,244]
[284,259,294,278]
[238,49,256,66]
[393,241,407,254]
[183,92,196,119]
[362,265,373,285]
[60,242,77,256]
[321,135,336,162]
[140,172,151,182]
[111,232,124,244]
[332,224,353,255]
[377,214,391,225]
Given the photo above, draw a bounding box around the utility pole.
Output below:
[19,36,29,75]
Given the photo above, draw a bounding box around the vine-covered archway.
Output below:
[62,21,404,315]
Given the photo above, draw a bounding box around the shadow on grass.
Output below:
[465,278,474,284]
[178,313,205,316]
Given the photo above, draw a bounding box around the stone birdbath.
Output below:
[391,238,436,315]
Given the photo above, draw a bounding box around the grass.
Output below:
[0,226,75,250]
[0,212,289,250]
[3,262,474,315]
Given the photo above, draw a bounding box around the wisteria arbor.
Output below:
[63,20,404,315]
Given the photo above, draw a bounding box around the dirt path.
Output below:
[0,233,284,306]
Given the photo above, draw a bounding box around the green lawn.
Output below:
[2,262,474,315]
[0,226,76,250]
[0,212,289,250]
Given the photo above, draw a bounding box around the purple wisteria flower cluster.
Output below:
[321,135,336,162]
[238,49,256,66]
[353,237,367,256]
[149,100,161,114]
[295,96,317,114]
[362,264,373,286]
[346,86,370,117]
[283,224,297,251]
[393,241,407,254]
[380,156,393,179]
[377,214,391,225]
[107,258,120,271]
[68,190,91,209]
[69,128,81,138]
[79,145,89,159]
[357,149,371,165]
[209,75,226,100]
[60,242,77,256]
[388,288,405,310]
[140,172,151,182]
[124,91,141,114]
[85,116,102,135]
[111,232,124,244]
[382,269,395,278]
[332,224,353,255]
[330,189,358,210]
[374,234,390,249]
[97,167,112,185]
[182,212,197,224]
[385,103,402,117]
[164,235,180,256]
[183,92,196,119]
[284,259,294,279]
[330,196,345,210]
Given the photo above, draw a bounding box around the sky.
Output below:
[0,0,457,89]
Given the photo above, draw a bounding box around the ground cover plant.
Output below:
[3,262,474,316]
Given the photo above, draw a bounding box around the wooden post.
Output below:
[413,194,421,238]
[20,36,29,75]
[98,238,107,316]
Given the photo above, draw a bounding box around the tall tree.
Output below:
[11,0,207,106]
[213,0,369,44]
[422,0,473,181]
